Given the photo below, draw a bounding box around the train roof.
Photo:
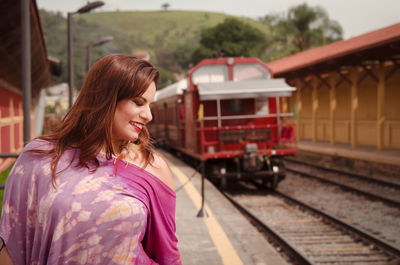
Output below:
[198,79,295,100]
[155,79,188,101]
[155,78,295,101]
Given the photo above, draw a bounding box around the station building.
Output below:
[266,23,400,158]
[0,0,53,172]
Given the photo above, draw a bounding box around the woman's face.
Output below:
[112,82,156,144]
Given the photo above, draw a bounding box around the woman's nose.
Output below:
[140,105,152,122]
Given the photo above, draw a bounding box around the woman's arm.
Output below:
[146,152,175,190]
[142,153,182,264]
[0,244,14,265]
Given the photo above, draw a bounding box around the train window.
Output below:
[192,65,229,84]
[233,64,271,81]
[230,99,242,114]
[255,98,269,115]
[221,99,253,116]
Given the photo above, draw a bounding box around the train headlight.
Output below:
[272,166,279,173]
[271,150,276,155]
[220,167,226,175]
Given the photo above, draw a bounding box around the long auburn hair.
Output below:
[35,54,159,182]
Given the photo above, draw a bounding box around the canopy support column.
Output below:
[329,74,337,145]
[350,68,359,148]
[377,63,385,150]
[295,78,302,141]
[311,77,318,142]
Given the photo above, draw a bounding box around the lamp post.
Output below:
[86,36,113,72]
[21,0,31,144]
[67,1,104,109]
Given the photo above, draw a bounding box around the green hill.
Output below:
[83,10,271,56]
[40,9,271,88]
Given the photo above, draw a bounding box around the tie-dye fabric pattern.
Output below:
[0,139,181,265]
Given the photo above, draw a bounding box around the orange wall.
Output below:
[0,87,23,153]
[0,86,25,171]
[293,64,400,149]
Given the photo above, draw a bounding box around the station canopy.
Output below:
[198,79,295,100]
[266,23,400,78]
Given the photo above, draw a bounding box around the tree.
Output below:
[173,43,196,70]
[260,3,343,60]
[161,3,170,11]
[287,4,342,50]
[191,18,267,64]
[157,66,176,89]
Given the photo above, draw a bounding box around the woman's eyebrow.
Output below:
[134,96,154,104]
[134,96,147,102]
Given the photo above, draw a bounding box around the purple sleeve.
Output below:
[0,141,42,264]
[144,187,181,265]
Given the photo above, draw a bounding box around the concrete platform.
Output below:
[161,151,289,265]
[298,140,400,167]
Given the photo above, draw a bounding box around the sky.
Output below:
[36,0,400,39]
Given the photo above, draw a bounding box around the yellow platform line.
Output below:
[169,164,243,265]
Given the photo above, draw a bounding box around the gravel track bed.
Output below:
[291,156,400,186]
[230,192,394,264]
[285,161,400,203]
[277,173,400,249]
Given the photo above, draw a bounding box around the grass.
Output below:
[83,10,271,51]
[0,164,13,214]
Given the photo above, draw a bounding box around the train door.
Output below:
[184,91,196,152]
[163,102,169,142]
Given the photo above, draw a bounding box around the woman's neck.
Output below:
[108,141,141,162]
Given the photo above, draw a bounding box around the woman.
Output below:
[0,54,181,264]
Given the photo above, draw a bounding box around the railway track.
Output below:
[283,158,400,207]
[224,187,400,265]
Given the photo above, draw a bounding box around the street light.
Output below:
[67,1,104,109]
[86,36,113,72]
[21,0,31,143]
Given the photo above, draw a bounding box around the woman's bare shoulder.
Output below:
[146,152,174,191]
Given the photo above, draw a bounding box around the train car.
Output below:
[150,57,297,189]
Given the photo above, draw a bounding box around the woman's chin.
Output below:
[128,134,139,142]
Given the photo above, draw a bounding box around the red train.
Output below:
[149,57,297,189]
